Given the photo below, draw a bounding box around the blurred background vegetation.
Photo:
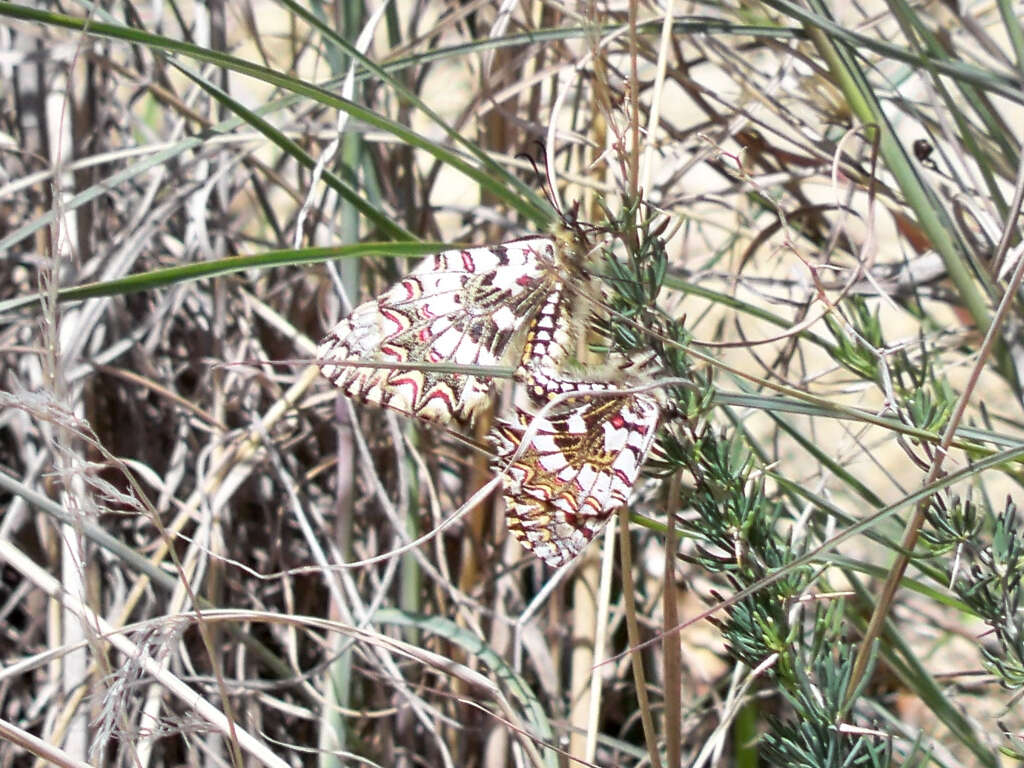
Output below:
[2,0,1024,765]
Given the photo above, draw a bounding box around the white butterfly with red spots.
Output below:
[318,232,662,566]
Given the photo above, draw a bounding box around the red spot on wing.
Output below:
[389,373,421,402]
[379,307,406,335]
[422,384,456,413]
[380,343,403,361]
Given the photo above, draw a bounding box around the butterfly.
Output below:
[318,231,663,566]
[490,389,662,567]
[317,233,596,426]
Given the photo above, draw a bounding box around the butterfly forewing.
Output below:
[318,237,564,425]
[490,392,661,567]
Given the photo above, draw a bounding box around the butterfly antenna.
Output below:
[517,141,567,226]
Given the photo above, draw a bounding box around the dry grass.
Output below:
[2,1,1024,766]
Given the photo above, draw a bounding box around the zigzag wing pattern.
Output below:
[317,238,561,425]
[318,230,663,567]
[490,391,661,567]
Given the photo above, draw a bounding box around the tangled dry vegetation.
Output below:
[3,1,1024,766]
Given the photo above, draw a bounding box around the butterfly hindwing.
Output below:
[490,391,661,567]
